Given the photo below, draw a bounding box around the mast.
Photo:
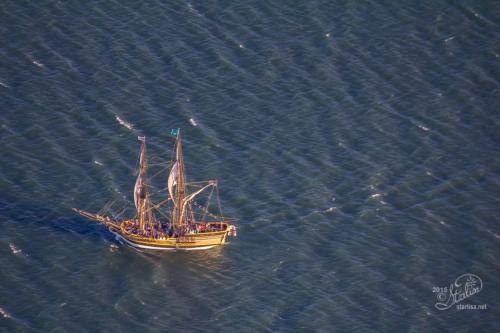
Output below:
[167,129,218,232]
[171,130,189,230]
[134,136,156,236]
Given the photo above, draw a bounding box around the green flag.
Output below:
[170,128,180,137]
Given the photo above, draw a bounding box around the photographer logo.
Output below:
[433,274,487,311]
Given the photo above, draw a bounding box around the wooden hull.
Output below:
[111,226,231,251]
[72,208,235,251]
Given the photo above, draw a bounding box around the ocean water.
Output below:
[1,1,499,332]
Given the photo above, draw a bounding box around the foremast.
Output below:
[134,136,157,236]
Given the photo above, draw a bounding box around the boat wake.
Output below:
[109,244,119,252]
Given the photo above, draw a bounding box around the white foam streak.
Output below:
[115,116,134,130]
[9,243,22,254]
[32,60,44,67]
[186,2,203,17]
[417,124,430,131]
[0,307,11,318]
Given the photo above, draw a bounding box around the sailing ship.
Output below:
[73,129,236,250]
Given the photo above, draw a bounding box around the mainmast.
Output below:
[167,129,219,232]
[171,130,190,230]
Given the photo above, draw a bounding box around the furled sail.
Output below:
[171,132,187,227]
[168,161,178,202]
[134,172,145,210]
[134,136,147,211]
[134,174,140,209]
